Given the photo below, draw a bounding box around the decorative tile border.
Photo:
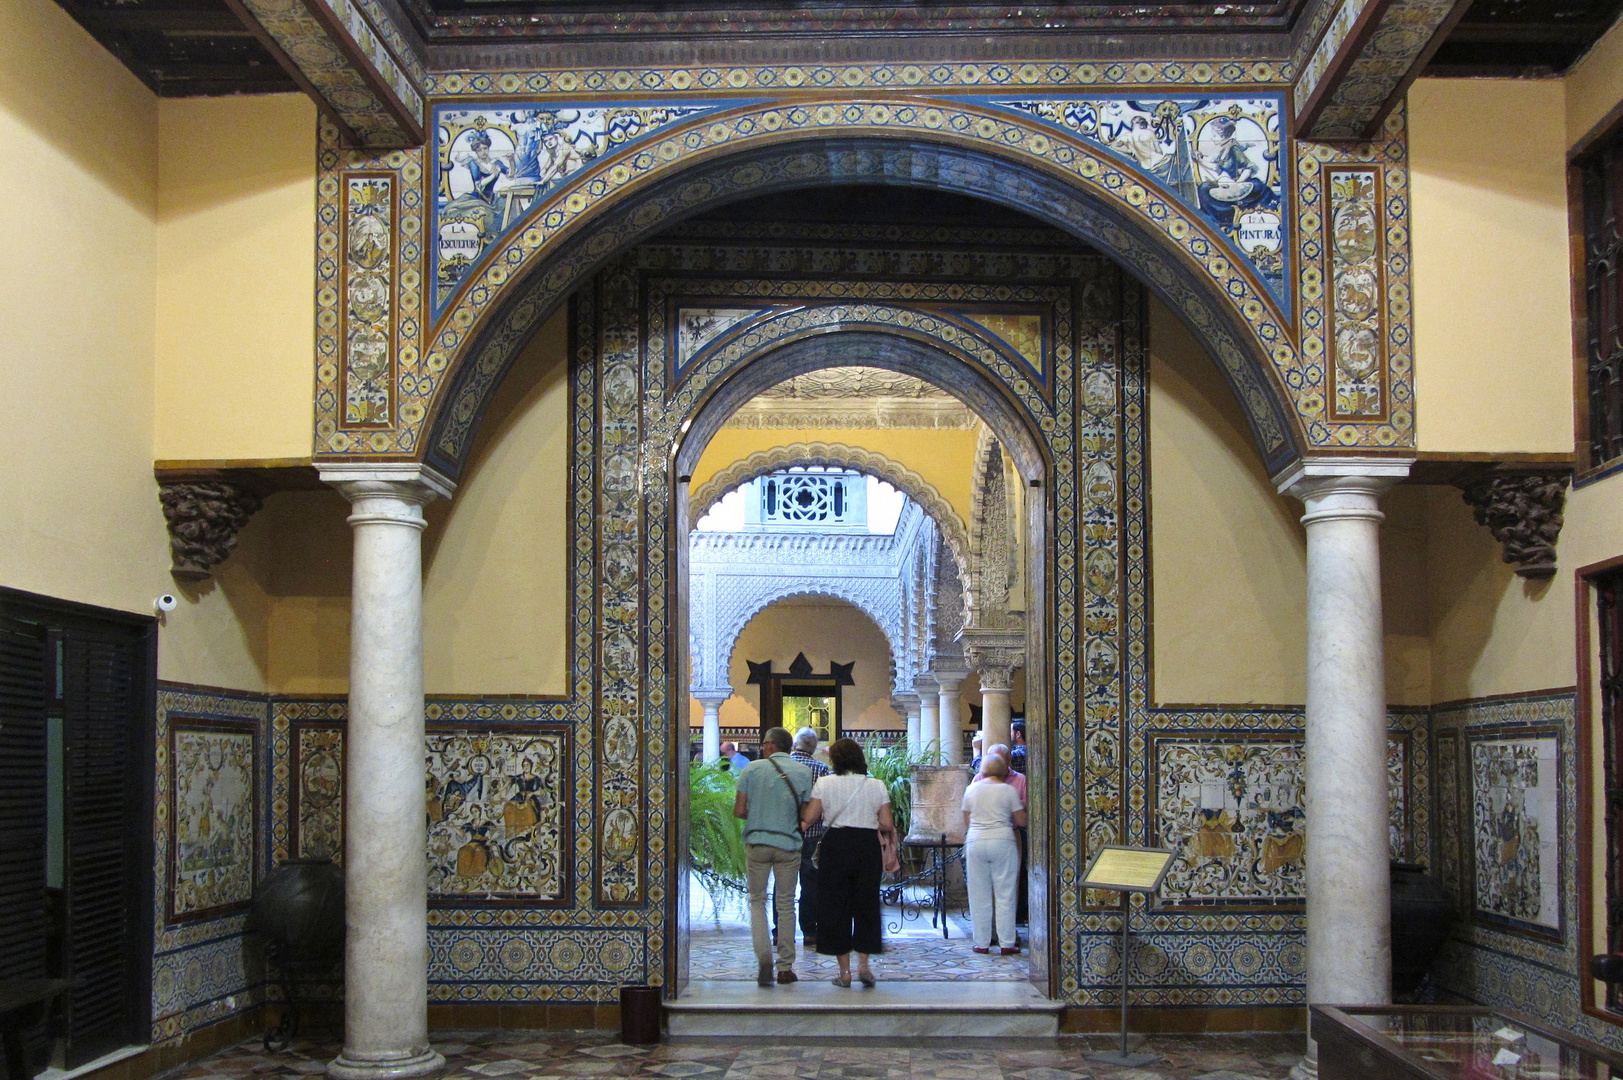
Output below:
[341,174,396,428]
[1324,165,1387,421]
[423,62,1296,97]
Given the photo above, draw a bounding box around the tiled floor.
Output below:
[167,1031,1305,1080]
[689,885,1026,983]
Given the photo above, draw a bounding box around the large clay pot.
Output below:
[1390,861,1452,999]
[251,858,345,965]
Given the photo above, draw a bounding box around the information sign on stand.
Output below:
[1080,845,1176,1069]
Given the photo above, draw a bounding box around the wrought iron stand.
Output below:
[882,836,965,938]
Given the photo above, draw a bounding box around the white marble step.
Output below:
[666,980,1062,1037]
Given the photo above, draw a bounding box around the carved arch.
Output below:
[689,441,972,591]
[412,128,1308,481]
[719,587,903,696]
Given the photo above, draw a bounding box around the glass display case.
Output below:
[1314,1004,1623,1080]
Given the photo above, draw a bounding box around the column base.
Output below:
[328,1048,446,1080]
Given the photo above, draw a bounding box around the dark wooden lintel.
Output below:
[154,458,325,495]
[1402,451,1576,487]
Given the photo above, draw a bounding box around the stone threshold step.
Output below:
[667,982,1061,1035]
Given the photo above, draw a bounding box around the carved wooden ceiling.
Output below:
[50,0,1623,105]
[1427,0,1623,74]
[52,0,296,95]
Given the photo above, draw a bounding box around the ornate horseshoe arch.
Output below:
[376,113,1311,482]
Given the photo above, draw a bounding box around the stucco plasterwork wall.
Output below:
[689,442,971,587]
[688,505,935,696]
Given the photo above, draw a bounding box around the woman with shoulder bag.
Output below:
[801,738,896,988]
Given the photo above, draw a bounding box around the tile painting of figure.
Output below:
[1153,737,1305,904]
[425,728,569,903]
[1470,731,1561,937]
[170,720,257,921]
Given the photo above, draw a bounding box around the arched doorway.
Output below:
[405,134,1305,486]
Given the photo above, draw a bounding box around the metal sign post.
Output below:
[1079,845,1176,1069]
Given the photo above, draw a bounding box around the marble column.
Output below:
[915,675,939,760]
[693,691,730,764]
[893,693,922,751]
[977,666,1015,754]
[1277,460,1409,1080]
[320,465,452,1080]
[933,665,968,765]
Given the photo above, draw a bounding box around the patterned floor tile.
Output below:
[172,1030,1303,1080]
[465,1061,541,1076]
[647,1063,726,1077]
[689,888,1021,984]
[582,1047,651,1059]
[817,1064,910,1080]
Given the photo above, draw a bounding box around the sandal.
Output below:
[857,970,876,988]
[833,975,852,988]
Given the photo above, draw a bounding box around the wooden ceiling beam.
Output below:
[1290,0,1474,140]
[223,0,425,147]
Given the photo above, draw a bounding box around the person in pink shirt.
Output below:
[975,744,1026,806]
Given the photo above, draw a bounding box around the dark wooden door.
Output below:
[62,627,151,1065]
[0,614,49,984]
[0,589,154,1069]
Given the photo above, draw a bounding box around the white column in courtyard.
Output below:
[977,665,1015,753]
[893,692,922,750]
[321,465,452,1080]
[694,691,730,763]
[933,663,969,765]
[1278,460,1409,1079]
[961,633,1024,758]
[915,675,939,759]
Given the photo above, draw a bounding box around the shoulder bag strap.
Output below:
[764,754,806,830]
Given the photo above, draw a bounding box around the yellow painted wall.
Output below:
[422,309,571,694]
[1148,298,1433,706]
[155,95,316,460]
[692,427,980,534]
[1149,300,1309,704]
[1408,79,1573,454]
[1569,14,1623,148]
[0,0,273,691]
[695,596,904,733]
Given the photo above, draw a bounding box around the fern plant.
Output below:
[688,763,747,911]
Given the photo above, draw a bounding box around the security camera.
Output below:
[155,594,178,613]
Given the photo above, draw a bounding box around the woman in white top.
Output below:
[801,738,894,987]
[961,754,1027,954]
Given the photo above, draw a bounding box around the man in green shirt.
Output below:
[733,726,813,986]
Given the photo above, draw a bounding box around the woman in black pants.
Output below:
[801,738,895,987]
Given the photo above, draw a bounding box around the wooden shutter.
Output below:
[0,614,48,984]
[62,629,143,1066]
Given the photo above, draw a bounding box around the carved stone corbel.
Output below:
[1456,470,1571,580]
[158,481,264,581]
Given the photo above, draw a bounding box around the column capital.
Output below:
[321,464,456,529]
[691,689,733,708]
[321,463,456,503]
[930,660,970,693]
[959,625,1025,692]
[891,692,921,715]
[913,673,939,697]
[1275,458,1411,526]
